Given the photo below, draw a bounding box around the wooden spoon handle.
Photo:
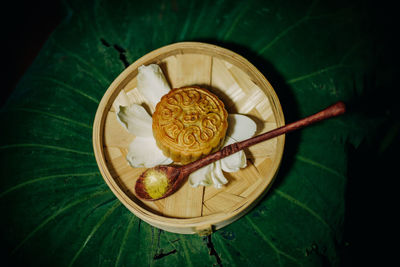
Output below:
[182,101,346,174]
[236,101,346,151]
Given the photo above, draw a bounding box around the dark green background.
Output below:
[1,0,398,266]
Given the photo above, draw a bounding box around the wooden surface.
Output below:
[92,42,285,234]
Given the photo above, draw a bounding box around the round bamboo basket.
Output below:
[93,42,285,235]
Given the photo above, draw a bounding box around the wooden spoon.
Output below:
[135,101,346,201]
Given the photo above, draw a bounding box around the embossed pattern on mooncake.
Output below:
[152,86,228,164]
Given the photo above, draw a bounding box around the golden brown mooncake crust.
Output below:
[152,86,228,164]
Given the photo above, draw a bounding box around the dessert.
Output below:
[152,86,228,164]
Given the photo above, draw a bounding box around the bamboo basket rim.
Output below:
[92,42,285,232]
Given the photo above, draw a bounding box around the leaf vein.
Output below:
[11,189,111,254]
[214,235,236,266]
[258,0,318,55]
[69,200,121,267]
[246,216,300,266]
[180,239,194,267]
[0,143,94,156]
[31,75,100,104]
[9,107,92,129]
[223,2,251,41]
[287,64,343,84]
[178,0,195,40]
[115,214,137,267]
[296,155,344,178]
[53,41,110,86]
[274,189,331,231]
[0,172,100,198]
[258,16,308,55]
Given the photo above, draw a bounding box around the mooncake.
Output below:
[152,86,228,164]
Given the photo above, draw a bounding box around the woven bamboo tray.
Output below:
[93,42,285,235]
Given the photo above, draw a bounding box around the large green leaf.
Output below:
[1,0,394,266]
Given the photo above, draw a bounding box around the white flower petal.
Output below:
[189,114,256,187]
[211,161,228,188]
[137,64,171,109]
[189,164,213,187]
[227,114,257,142]
[220,136,247,172]
[126,136,173,168]
[113,90,131,110]
[117,104,153,137]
